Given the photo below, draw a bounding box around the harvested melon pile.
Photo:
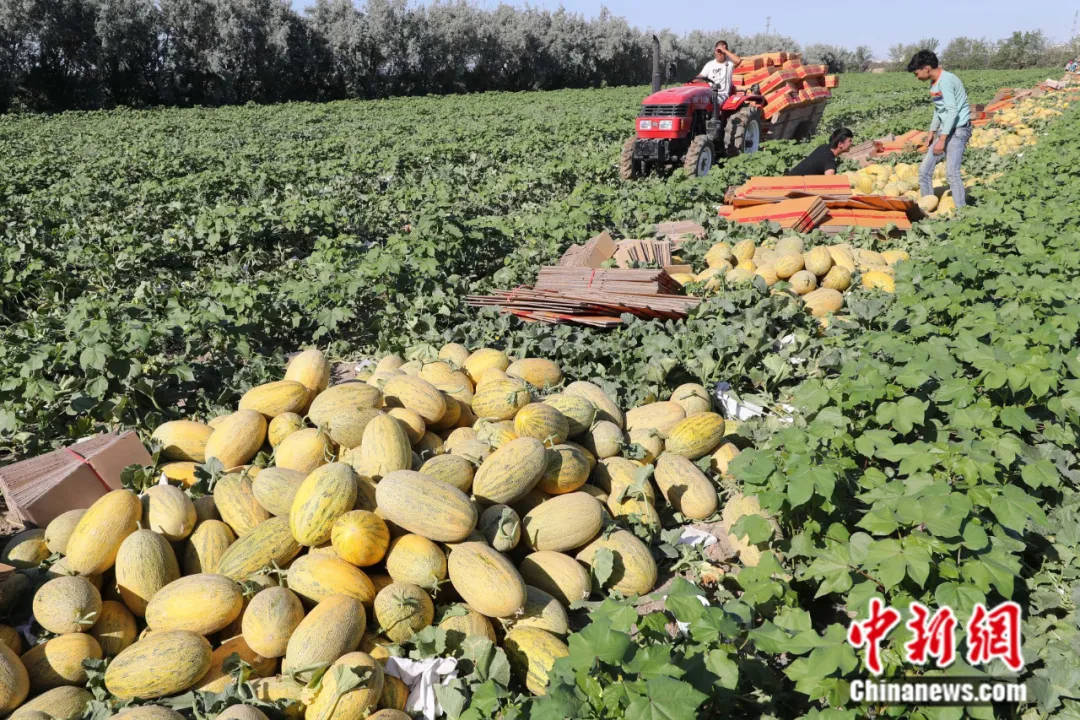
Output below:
[0,347,752,716]
[690,235,905,318]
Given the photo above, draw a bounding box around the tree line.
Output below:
[889,31,1077,72]
[0,0,1074,113]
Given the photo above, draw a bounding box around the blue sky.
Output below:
[294,0,1076,59]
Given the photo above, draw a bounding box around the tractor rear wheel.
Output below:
[619,137,639,179]
[683,135,713,177]
[724,105,763,157]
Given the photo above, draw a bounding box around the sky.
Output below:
[294,0,1077,59]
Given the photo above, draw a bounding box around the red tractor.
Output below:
[620,37,766,179]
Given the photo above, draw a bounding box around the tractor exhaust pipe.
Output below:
[651,35,661,93]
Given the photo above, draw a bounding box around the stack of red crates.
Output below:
[731,52,833,120]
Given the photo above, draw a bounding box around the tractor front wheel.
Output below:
[683,135,713,177]
[724,105,763,157]
[619,137,639,180]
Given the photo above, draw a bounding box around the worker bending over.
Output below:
[908,49,971,207]
[787,127,853,176]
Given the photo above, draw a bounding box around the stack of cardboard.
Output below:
[874,130,932,157]
[731,52,831,120]
[466,225,705,327]
[719,196,828,232]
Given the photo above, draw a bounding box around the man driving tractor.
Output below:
[698,41,743,116]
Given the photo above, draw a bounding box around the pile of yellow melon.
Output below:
[0,346,768,718]
[685,235,904,319]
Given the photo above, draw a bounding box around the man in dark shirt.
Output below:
[787,127,854,176]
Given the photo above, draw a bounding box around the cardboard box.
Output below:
[655,220,706,245]
[0,432,151,527]
[824,74,839,89]
[558,231,615,268]
[759,70,798,95]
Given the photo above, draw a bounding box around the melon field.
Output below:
[1,67,1079,720]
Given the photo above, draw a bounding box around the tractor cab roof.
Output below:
[640,84,713,109]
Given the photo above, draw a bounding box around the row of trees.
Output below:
[0,0,1074,113]
[888,31,1077,71]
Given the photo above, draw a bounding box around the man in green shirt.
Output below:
[908,50,972,207]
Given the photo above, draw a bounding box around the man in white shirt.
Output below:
[698,40,743,102]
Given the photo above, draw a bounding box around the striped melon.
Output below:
[827,244,856,271]
[239,380,309,419]
[89,600,136,656]
[114,530,180,616]
[438,607,496,643]
[471,379,531,420]
[284,348,331,398]
[385,534,446,590]
[775,236,804,255]
[64,490,141,575]
[542,394,596,438]
[379,674,409,711]
[242,587,304,659]
[478,504,521,552]
[522,493,602,552]
[0,528,46,569]
[732,239,756,261]
[0,643,27,714]
[773,252,804,279]
[210,518,300,578]
[705,241,734,267]
[862,270,896,293]
[472,437,547,504]
[591,457,654,503]
[670,383,711,416]
[44,510,86,555]
[322,406,381,450]
[357,413,412,479]
[290,462,358,546]
[563,381,624,428]
[443,427,477,454]
[414,431,444,458]
[431,394,466,431]
[274,428,333,475]
[710,441,741,476]
[576,530,657,596]
[268,412,305,448]
[438,343,471,367]
[418,454,474,493]
[214,473,270,536]
[375,470,477,542]
[145,574,243,635]
[653,454,719,520]
[447,542,526,618]
[304,651,383,720]
[789,269,817,295]
[331,510,389,567]
[9,685,89,719]
[821,265,852,291]
[513,403,568,446]
[506,359,562,388]
[150,420,213,462]
[803,287,844,317]
[382,376,446,424]
[474,419,517,449]
[216,707,269,720]
[373,583,432,643]
[582,421,623,460]
[625,401,685,435]
[462,348,510,382]
[141,484,196,541]
[387,407,426,445]
[627,427,663,464]
[182,519,235,575]
[803,246,833,276]
[504,627,568,696]
[308,383,382,427]
[195,635,275,693]
[855,248,887,269]
[664,412,725,459]
[508,586,569,635]
[103,631,211,699]
[251,467,305,516]
[419,361,475,404]
[32,576,102,635]
[204,410,267,469]
[286,553,376,605]
[475,366,509,387]
[608,493,661,530]
[43,559,99,588]
[21,633,101,692]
